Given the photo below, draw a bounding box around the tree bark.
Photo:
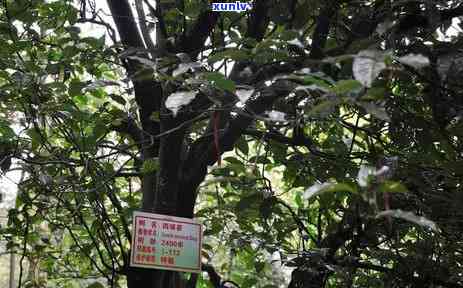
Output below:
[106,0,220,286]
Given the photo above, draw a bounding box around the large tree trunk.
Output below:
[105,1,216,286]
[104,1,179,287]
[127,267,185,288]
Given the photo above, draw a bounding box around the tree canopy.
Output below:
[0,0,463,287]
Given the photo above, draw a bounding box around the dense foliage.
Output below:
[0,0,462,287]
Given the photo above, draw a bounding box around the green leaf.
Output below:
[294,192,303,208]
[74,94,88,106]
[208,49,250,63]
[63,46,79,58]
[235,136,249,155]
[69,80,86,97]
[378,181,408,193]
[224,157,243,165]
[203,219,224,236]
[0,120,15,140]
[254,261,265,273]
[150,111,160,122]
[302,75,334,86]
[26,129,42,150]
[204,72,236,93]
[86,282,105,288]
[216,78,236,92]
[249,155,271,164]
[92,121,107,141]
[203,72,224,82]
[142,158,159,174]
[269,140,287,161]
[236,193,262,212]
[109,94,126,105]
[331,79,363,95]
[307,99,339,117]
[325,183,357,194]
[259,197,277,220]
[363,86,387,100]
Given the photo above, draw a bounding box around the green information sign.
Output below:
[130,211,203,273]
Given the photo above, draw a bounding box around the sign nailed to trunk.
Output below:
[130,211,203,273]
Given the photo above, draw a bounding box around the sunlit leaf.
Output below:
[173,62,203,77]
[353,50,388,87]
[236,136,249,155]
[236,89,254,103]
[360,102,390,121]
[294,84,329,93]
[287,38,305,48]
[397,54,430,69]
[165,91,198,117]
[304,182,355,200]
[377,209,439,232]
[265,110,286,122]
[357,165,376,187]
[376,21,394,35]
[127,56,157,68]
[83,80,119,92]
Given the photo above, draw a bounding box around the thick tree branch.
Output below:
[309,1,340,59]
[177,2,278,211]
[179,81,293,217]
[106,0,161,133]
[394,3,463,36]
[320,209,355,259]
[243,129,336,159]
[276,199,318,244]
[177,11,219,58]
[135,0,156,57]
[150,9,220,215]
[106,0,146,74]
[246,0,270,40]
[106,0,143,47]
[238,58,324,86]
[440,3,463,22]
[111,117,144,150]
[202,264,222,287]
[107,0,161,212]
[230,0,270,83]
[144,0,168,39]
[154,114,186,215]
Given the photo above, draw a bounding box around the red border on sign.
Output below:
[130,213,203,272]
